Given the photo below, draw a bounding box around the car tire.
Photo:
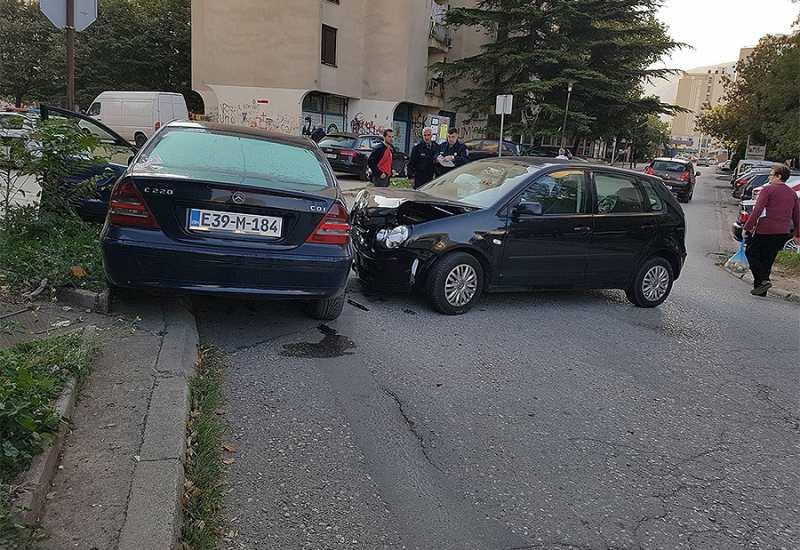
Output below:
[306,292,345,320]
[359,165,369,182]
[678,193,689,203]
[626,257,674,308]
[134,133,147,148]
[426,252,483,315]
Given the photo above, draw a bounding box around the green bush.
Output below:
[775,250,800,273]
[0,206,104,293]
[390,177,412,189]
[0,333,94,482]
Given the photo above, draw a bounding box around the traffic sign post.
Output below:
[40,0,97,109]
[495,94,513,158]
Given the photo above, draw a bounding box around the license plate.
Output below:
[188,208,282,237]
[326,153,338,159]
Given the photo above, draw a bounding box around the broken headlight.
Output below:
[376,225,410,249]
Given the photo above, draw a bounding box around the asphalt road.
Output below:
[195,171,799,550]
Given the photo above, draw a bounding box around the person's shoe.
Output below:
[751,281,772,296]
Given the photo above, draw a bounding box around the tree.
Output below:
[437,0,684,143]
[0,0,62,107]
[697,33,799,162]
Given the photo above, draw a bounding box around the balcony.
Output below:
[428,19,451,52]
[426,71,445,99]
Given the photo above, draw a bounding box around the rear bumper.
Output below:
[103,230,352,299]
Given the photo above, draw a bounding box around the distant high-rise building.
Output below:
[670,65,733,149]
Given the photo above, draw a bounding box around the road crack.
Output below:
[381,386,442,472]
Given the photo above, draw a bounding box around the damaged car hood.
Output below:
[351,187,478,229]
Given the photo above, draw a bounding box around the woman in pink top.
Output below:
[743,164,800,296]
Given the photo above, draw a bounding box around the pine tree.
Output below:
[439,0,683,143]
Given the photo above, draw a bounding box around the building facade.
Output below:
[669,65,733,151]
[191,0,486,153]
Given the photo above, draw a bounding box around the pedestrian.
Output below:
[408,127,440,189]
[556,148,570,160]
[435,127,469,176]
[743,164,800,296]
[310,127,326,143]
[367,128,394,188]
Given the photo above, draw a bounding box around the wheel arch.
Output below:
[419,245,494,292]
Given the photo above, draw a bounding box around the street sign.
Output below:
[745,144,767,160]
[495,94,513,115]
[40,0,97,31]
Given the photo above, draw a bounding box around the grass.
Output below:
[390,177,412,189]
[775,250,800,274]
[0,206,105,295]
[0,332,95,548]
[181,346,226,550]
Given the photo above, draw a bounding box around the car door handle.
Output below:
[573,226,592,233]
[640,223,657,230]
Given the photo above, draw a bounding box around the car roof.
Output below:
[164,120,315,149]
[469,156,647,177]
[323,133,360,138]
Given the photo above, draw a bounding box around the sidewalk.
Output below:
[3,295,198,549]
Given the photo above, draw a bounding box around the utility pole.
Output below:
[66,0,76,110]
[560,82,573,148]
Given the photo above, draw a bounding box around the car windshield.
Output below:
[318,136,357,148]
[652,161,686,172]
[134,128,330,191]
[419,160,542,208]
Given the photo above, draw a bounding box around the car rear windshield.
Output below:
[318,136,357,148]
[134,128,330,191]
[420,160,543,208]
[651,161,686,172]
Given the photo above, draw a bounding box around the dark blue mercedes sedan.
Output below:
[101,121,352,320]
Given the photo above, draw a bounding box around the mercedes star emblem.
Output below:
[231,192,246,204]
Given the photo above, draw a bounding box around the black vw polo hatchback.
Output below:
[351,158,686,315]
[102,121,353,320]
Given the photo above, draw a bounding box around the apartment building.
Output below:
[669,64,733,149]
[191,0,486,153]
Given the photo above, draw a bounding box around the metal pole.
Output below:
[66,0,75,110]
[561,85,572,148]
[611,136,617,165]
[498,111,505,158]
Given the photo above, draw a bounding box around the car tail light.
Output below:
[108,179,159,229]
[306,201,351,245]
[644,166,654,175]
[339,149,358,159]
[680,171,690,182]
[734,177,748,187]
[738,211,750,224]
[154,121,161,130]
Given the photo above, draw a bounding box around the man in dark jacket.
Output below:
[408,127,440,189]
[436,127,469,176]
[367,129,394,187]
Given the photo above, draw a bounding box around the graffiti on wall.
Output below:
[457,116,489,142]
[350,112,386,136]
[216,100,299,135]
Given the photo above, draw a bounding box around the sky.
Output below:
[653,0,798,71]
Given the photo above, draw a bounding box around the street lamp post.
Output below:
[560,81,574,148]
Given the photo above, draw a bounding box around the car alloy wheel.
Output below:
[444,264,478,307]
[784,239,800,254]
[641,265,670,302]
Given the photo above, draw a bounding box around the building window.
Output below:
[326,0,339,3]
[321,25,337,66]
[302,92,348,135]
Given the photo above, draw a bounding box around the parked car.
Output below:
[644,157,699,203]
[716,160,731,172]
[351,158,686,314]
[87,91,189,148]
[731,169,771,199]
[318,133,408,180]
[730,159,774,187]
[39,105,138,222]
[463,139,525,160]
[102,121,352,320]
[731,178,800,250]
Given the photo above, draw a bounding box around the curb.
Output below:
[722,264,800,303]
[56,287,110,314]
[11,326,96,525]
[117,300,199,550]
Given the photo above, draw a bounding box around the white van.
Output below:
[86,91,188,147]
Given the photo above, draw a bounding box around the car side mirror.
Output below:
[696,171,701,176]
[515,200,543,218]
